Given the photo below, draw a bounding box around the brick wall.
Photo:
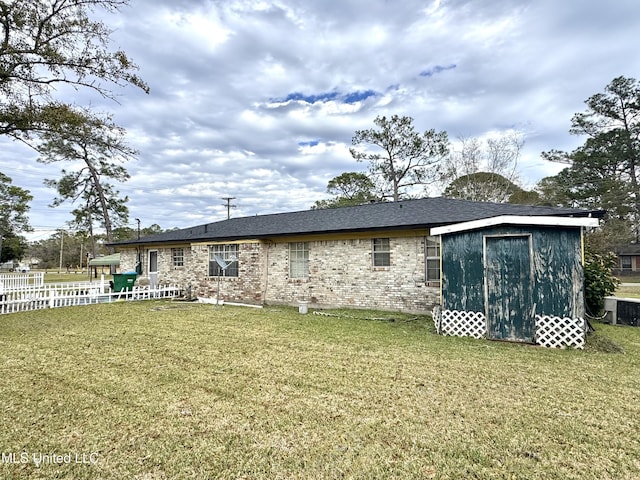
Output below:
[264,236,439,312]
[117,233,440,313]
[120,243,265,304]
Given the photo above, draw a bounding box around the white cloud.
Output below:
[3,0,640,238]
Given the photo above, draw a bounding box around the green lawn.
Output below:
[613,276,640,299]
[617,275,640,283]
[0,303,639,479]
[39,270,112,284]
[615,285,640,299]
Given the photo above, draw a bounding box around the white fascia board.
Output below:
[430,215,600,236]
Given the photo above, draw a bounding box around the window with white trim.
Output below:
[425,236,440,282]
[209,244,239,277]
[172,248,184,267]
[372,238,391,267]
[289,242,309,279]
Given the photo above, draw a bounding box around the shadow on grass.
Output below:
[585,321,625,353]
[309,308,435,331]
[310,308,629,352]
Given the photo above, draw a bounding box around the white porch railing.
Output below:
[0,272,45,291]
[0,278,182,315]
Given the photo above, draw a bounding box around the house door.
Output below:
[149,250,158,289]
[484,235,534,343]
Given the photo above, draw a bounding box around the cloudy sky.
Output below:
[3,0,640,241]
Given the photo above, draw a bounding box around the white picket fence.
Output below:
[0,276,182,315]
[0,272,45,291]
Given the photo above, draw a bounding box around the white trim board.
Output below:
[430,215,599,236]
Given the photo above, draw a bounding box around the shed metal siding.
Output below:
[441,225,585,321]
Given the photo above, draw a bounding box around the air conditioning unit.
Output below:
[604,296,640,326]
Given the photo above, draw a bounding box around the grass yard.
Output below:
[617,275,640,283]
[40,271,112,284]
[615,286,640,299]
[615,284,640,299]
[1,303,639,479]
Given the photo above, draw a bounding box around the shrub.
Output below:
[584,250,619,316]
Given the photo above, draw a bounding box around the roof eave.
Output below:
[108,224,438,248]
[430,215,600,236]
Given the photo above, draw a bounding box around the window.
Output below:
[426,236,440,282]
[172,248,184,267]
[372,238,391,267]
[209,244,239,277]
[289,242,309,279]
[621,255,632,271]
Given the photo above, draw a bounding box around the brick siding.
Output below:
[119,234,440,313]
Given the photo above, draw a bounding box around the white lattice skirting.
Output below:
[433,308,487,339]
[535,314,585,349]
[432,308,586,349]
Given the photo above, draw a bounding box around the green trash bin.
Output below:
[112,272,137,292]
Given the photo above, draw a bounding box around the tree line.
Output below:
[26,224,165,271]
[314,76,640,253]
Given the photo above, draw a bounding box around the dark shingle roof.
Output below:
[109,197,602,247]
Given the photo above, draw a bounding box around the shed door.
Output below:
[484,235,534,343]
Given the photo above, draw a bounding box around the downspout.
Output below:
[261,240,271,305]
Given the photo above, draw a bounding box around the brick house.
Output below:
[109,197,599,314]
[613,244,640,275]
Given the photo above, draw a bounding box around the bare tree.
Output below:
[442,131,524,203]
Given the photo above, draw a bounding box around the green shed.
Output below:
[431,215,600,348]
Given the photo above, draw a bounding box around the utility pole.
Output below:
[221,197,236,220]
[58,230,64,273]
